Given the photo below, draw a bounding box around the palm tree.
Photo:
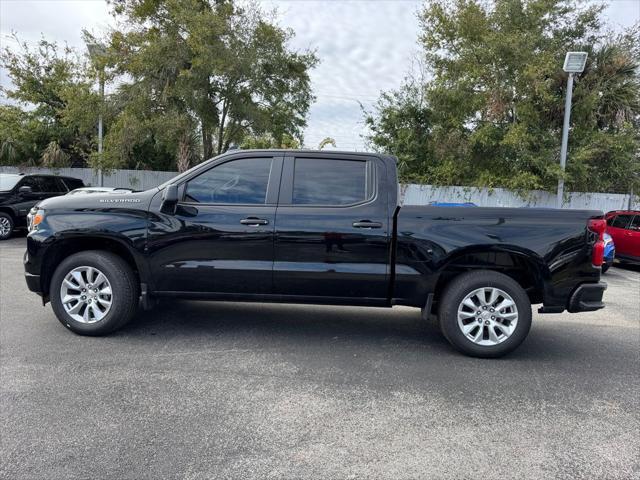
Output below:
[587,42,640,130]
[318,137,337,150]
[0,138,19,165]
[41,141,69,168]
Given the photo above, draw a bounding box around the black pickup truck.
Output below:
[24,150,607,357]
[0,173,84,240]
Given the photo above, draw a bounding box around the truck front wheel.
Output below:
[438,270,532,358]
[50,251,139,335]
[0,212,14,240]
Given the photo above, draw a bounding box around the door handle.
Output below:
[352,220,382,229]
[240,217,269,226]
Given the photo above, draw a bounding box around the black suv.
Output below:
[0,173,84,240]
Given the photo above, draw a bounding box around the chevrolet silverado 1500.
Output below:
[24,150,607,357]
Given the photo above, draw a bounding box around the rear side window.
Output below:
[184,158,272,204]
[292,158,370,205]
[54,178,69,192]
[630,216,640,231]
[37,177,62,192]
[610,214,632,229]
[61,178,84,190]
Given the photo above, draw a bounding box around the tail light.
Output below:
[588,219,606,267]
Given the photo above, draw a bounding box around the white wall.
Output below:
[0,166,176,191]
[1,166,636,211]
[402,184,636,212]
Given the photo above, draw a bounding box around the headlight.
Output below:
[27,208,45,232]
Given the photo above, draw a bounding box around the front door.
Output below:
[149,155,282,294]
[607,213,634,257]
[12,176,52,220]
[273,154,391,301]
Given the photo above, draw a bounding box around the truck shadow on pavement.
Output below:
[115,299,596,362]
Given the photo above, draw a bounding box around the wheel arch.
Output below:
[0,206,16,220]
[41,236,144,296]
[430,246,547,313]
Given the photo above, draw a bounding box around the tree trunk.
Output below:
[202,124,213,160]
[177,133,191,172]
[216,101,228,155]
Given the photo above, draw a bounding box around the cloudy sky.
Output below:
[1,0,639,151]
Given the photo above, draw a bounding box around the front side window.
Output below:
[292,158,369,205]
[629,216,640,231]
[19,177,42,192]
[610,214,632,229]
[184,158,272,204]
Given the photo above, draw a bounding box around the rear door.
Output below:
[273,154,390,301]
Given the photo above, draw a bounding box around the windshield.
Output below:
[156,159,215,190]
[0,175,21,191]
[156,151,245,190]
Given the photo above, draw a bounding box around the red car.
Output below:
[605,210,640,265]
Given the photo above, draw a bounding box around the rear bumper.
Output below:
[567,282,607,312]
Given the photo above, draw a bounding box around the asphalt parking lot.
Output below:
[1,235,639,480]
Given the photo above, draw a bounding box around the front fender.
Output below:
[25,208,150,296]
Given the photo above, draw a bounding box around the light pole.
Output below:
[557,51,588,208]
[85,37,107,187]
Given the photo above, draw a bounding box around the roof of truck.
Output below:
[228,149,397,161]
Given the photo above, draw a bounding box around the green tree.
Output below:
[365,0,640,193]
[102,0,317,170]
[41,141,70,167]
[240,132,300,149]
[0,37,99,167]
[318,137,336,150]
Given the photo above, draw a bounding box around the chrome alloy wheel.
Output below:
[0,216,11,237]
[59,266,113,323]
[457,287,518,346]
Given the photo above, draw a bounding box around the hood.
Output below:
[37,188,158,211]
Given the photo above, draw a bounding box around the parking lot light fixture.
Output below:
[563,52,588,73]
[84,34,107,187]
[557,51,588,208]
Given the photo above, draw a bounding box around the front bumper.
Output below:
[25,272,42,294]
[567,282,607,312]
[23,248,43,295]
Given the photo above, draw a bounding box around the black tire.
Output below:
[50,250,139,335]
[438,270,532,358]
[601,263,611,274]
[0,212,14,240]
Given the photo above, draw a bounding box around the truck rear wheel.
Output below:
[50,251,139,335]
[438,270,532,358]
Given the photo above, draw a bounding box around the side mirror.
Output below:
[160,184,179,214]
[19,185,33,194]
